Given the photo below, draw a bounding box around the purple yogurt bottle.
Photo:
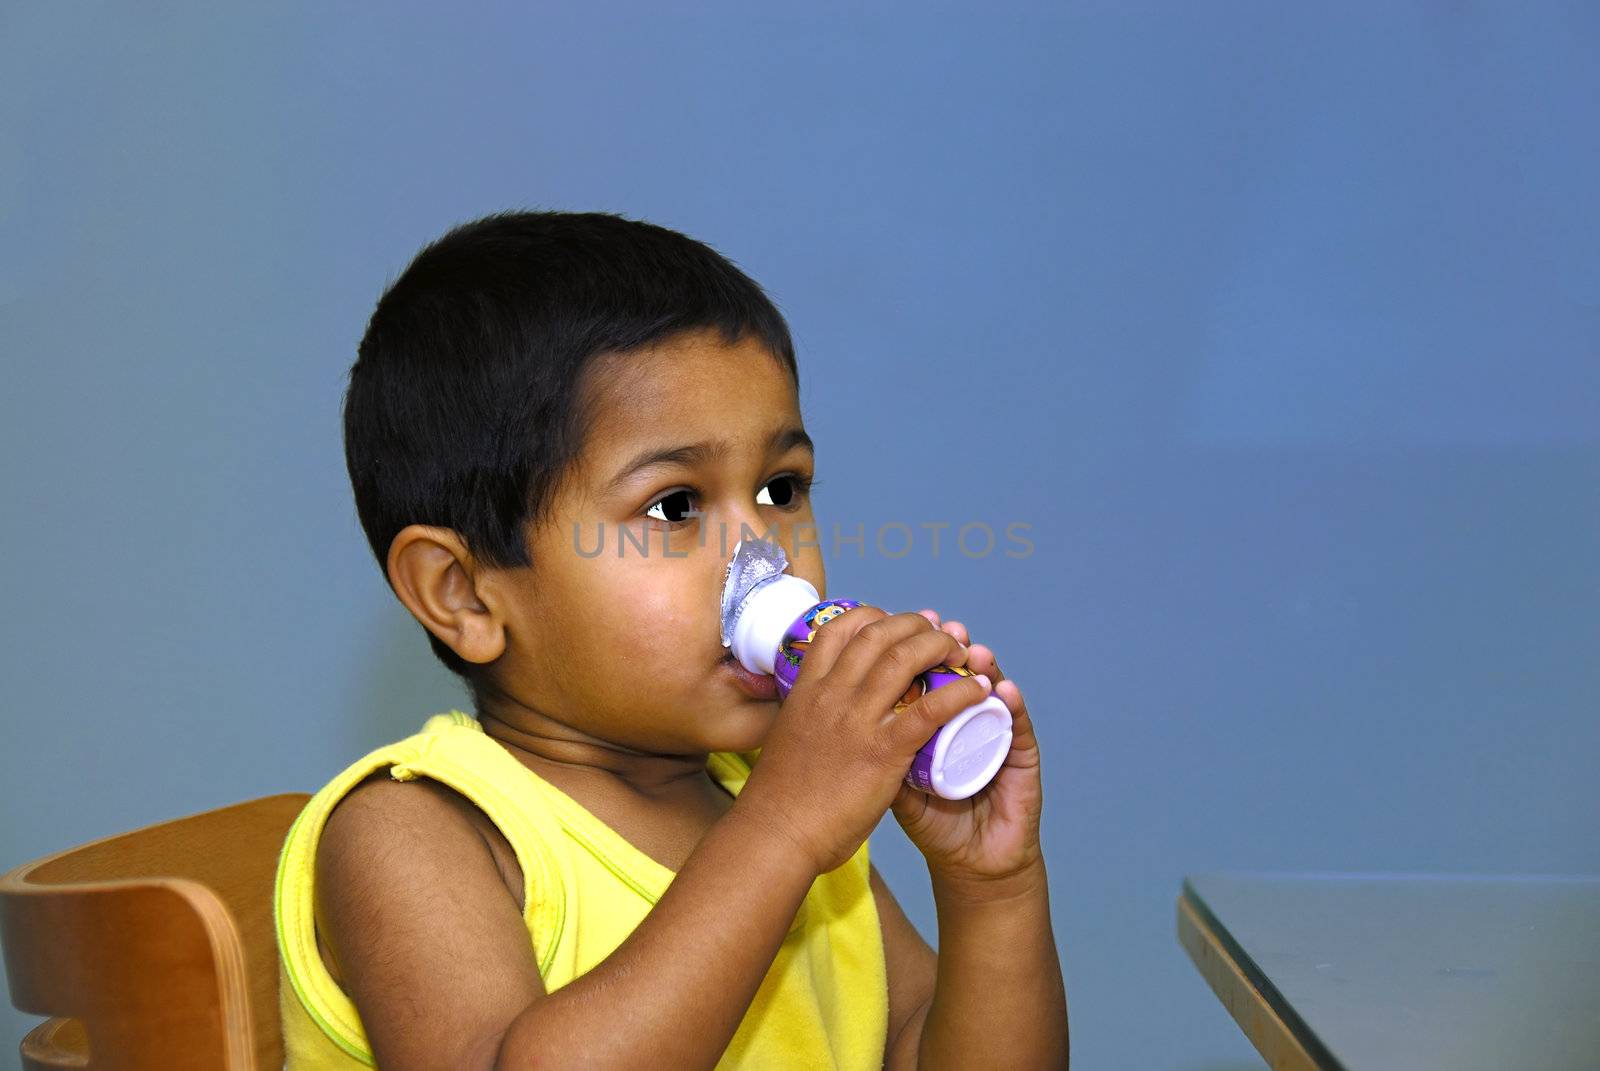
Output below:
[720,538,1013,801]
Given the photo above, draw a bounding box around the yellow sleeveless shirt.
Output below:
[273,710,888,1068]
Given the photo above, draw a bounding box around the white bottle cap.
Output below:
[928,695,1013,800]
[728,573,821,675]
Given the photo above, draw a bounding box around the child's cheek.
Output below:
[600,575,704,673]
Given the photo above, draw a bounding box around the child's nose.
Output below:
[718,503,779,552]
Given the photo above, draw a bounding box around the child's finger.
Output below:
[917,612,1001,682]
[962,647,995,681]
[962,642,1005,685]
[917,608,968,649]
[994,679,1036,752]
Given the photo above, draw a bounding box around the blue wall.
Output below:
[3,4,1595,1066]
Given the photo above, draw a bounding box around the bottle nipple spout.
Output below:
[719,538,793,648]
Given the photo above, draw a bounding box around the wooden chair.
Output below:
[1,793,311,1070]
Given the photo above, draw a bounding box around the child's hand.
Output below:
[890,609,1044,895]
[737,607,990,877]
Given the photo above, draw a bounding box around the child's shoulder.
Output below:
[322,766,526,910]
[314,768,529,990]
[308,770,548,1065]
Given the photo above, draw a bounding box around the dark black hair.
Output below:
[343,209,799,706]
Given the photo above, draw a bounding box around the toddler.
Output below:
[272,210,1068,1069]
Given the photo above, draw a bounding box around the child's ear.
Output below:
[386,524,507,666]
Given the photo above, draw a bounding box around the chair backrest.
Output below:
[1,793,311,1071]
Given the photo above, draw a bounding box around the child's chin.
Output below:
[711,703,778,752]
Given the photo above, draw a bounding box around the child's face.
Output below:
[487,328,824,758]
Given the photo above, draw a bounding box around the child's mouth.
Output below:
[719,652,779,701]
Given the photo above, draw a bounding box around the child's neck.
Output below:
[477,707,717,804]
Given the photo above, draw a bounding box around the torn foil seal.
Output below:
[719,538,791,648]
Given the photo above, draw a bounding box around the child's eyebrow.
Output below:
[599,426,814,499]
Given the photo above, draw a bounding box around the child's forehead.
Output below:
[569,333,806,489]
[581,335,800,445]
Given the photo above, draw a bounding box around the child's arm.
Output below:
[315,774,550,1070]
[917,864,1068,1069]
[492,798,816,1068]
[887,611,1071,1068]
[874,861,1069,1070]
[316,773,816,1071]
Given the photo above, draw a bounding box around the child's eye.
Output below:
[644,475,815,527]
[644,489,700,526]
[757,473,815,509]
